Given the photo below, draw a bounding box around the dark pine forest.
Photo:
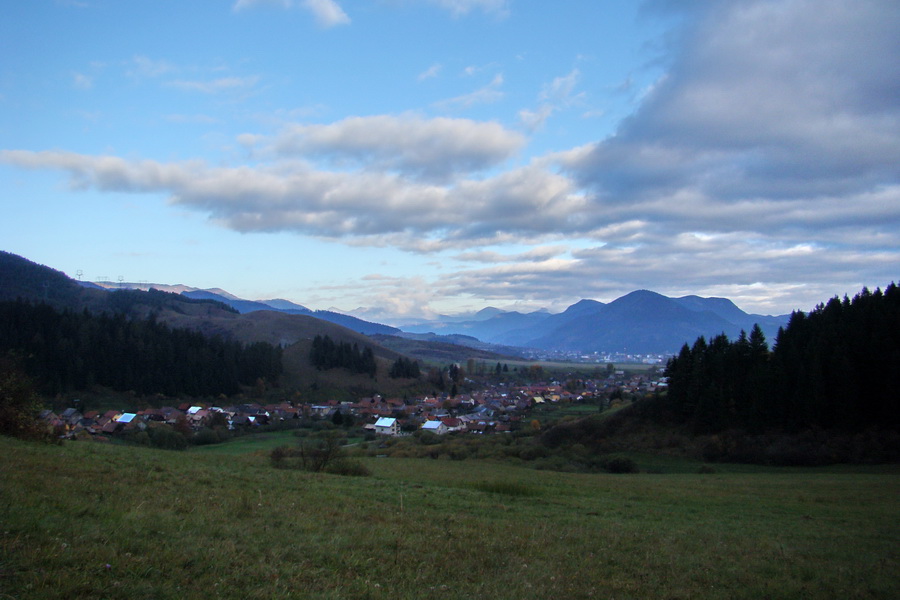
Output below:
[309,334,377,377]
[0,300,283,397]
[663,284,900,434]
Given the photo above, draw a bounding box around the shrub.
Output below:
[148,425,188,451]
[324,459,371,477]
[518,445,549,461]
[269,432,369,475]
[0,360,52,442]
[192,427,222,446]
[601,456,639,474]
[448,447,470,461]
[270,444,289,468]
[130,431,152,447]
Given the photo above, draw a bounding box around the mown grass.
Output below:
[1,435,898,599]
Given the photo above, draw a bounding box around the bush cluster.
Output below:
[270,432,370,476]
[360,430,641,473]
[0,358,54,442]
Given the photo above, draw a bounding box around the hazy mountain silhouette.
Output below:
[401,290,789,354]
[1,250,789,355]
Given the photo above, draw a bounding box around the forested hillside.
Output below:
[309,334,377,377]
[0,300,283,396]
[663,284,900,433]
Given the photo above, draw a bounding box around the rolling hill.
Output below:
[0,251,402,362]
[1,249,791,359]
[0,252,502,400]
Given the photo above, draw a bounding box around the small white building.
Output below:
[421,420,448,435]
[374,417,399,436]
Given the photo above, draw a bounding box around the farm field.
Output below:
[1,435,898,600]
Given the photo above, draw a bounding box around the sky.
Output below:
[2,0,898,322]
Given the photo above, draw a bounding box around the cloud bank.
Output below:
[0,148,585,251]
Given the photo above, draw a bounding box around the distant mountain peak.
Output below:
[475,306,506,319]
[260,298,310,312]
[616,289,668,302]
[564,298,605,312]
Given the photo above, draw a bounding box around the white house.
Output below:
[374,417,399,436]
[421,420,448,435]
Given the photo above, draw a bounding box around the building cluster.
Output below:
[39,402,293,439]
[40,371,667,440]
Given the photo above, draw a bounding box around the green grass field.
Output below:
[2,435,898,599]
[189,429,304,456]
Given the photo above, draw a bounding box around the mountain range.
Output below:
[2,251,790,357]
[83,280,400,336]
[398,292,789,355]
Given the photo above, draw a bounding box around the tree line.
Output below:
[663,284,900,433]
[309,334,376,377]
[389,356,420,379]
[0,300,283,397]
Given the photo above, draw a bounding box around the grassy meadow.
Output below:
[1,435,898,600]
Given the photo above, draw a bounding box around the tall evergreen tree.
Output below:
[664,283,900,433]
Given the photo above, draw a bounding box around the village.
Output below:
[39,368,667,443]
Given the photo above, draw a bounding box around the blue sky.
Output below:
[2,0,898,322]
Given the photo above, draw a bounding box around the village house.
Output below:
[374,417,399,436]
[309,404,336,418]
[421,419,448,435]
[440,417,463,432]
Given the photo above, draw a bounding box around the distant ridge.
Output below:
[259,298,311,312]
[81,279,399,336]
[1,249,791,356]
[181,290,400,336]
[400,289,790,355]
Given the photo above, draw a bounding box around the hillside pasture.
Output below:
[1,436,897,599]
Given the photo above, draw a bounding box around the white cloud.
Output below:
[417,63,442,81]
[461,62,499,77]
[427,0,509,18]
[0,150,586,251]
[128,55,176,79]
[234,0,505,20]
[302,0,349,27]
[518,69,583,131]
[72,72,93,90]
[539,69,580,104]
[167,76,259,94]
[233,0,292,11]
[317,274,444,321]
[232,0,349,26]
[435,73,504,110]
[455,245,570,264]
[249,114,525,181]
